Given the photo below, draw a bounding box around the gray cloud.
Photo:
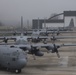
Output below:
[0,0,76,26]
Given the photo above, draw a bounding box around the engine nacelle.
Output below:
[51,37,56,41]
[28,47,44,56]
[46,46,53,51]
[46,45,60,53]
[32,38,41,43]
[3,37,8,43]
[35,50,44,56]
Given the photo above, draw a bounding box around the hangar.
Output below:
[32,11,76,29]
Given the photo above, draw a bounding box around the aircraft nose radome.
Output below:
[19,59,27,68]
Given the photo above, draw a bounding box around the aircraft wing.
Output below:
[0,35,76,41]
[47,31,76,33]
[0,31,33,35]
[0,30,76,35]
[0,36,17,43]
[28,35,76,39]
[0,35,76,43]
[1,43,76,58]
[62,43,76,46]
[1,43,76,49]
[0,36,16,40]
[27,35,76,41]
[54,36,76,39]
[27,35,50,39]
[31,43,76,48]
[9,43,76,58]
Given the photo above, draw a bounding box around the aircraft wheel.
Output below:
[15,69,21,73]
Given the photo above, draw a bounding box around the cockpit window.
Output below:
[12,50,20,60]
[12,50,20,56]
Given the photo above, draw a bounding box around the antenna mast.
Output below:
[21,16,23,36]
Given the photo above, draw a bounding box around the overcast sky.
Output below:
[0,0,76,26]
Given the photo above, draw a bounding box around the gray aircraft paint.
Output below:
[0,45,27,71]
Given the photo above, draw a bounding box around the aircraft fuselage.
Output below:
[0,45,27,73]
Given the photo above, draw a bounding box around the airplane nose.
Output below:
[19,59,27,68]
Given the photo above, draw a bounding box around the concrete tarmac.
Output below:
[0,51,76,75]
[0,33,76,74]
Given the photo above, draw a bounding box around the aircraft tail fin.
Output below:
[68,18,74,27]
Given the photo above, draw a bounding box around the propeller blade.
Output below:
[33,54,36,60]
[53,44,60,58]
[3,37,8,43]
[56,52,60,58]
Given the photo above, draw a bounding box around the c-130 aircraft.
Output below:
[1,30,76,73]
[0,16,76,73]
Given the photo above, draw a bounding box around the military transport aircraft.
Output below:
[0,28,76,74]
[1,30,76,73]
[0,17,75,36]
[0,44,27,73]
[1,17,76,73]
[1,16,76,44]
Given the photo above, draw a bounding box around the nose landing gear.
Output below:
[15,69,21,73]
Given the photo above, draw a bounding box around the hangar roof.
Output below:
[64,11,76,16]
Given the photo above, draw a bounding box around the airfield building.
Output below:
[32,11,76,29]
